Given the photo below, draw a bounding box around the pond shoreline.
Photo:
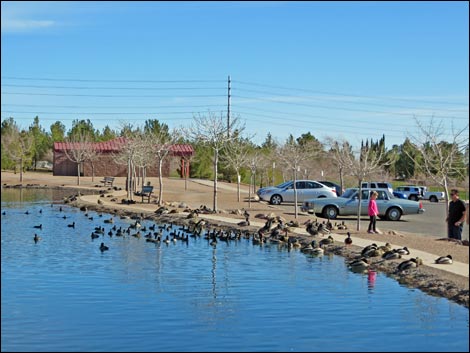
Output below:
[70,192,469,309]
[3,182,469,309]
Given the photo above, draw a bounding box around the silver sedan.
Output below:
[301,188,425,221]
[257,180,337,205]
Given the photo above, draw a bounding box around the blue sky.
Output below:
[1,1,468,148]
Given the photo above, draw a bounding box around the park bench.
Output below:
[100,176,115,187]
[140,185,154,203]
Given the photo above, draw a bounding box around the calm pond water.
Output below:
[1,189,469,352]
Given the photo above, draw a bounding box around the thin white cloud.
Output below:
[2,19,55,33]
[1,1,61,34]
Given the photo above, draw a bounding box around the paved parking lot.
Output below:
[274,200,469,240]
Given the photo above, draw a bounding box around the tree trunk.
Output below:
[143,167,146,188]
[132,165,137,193]
[237,171,241,202]
[77,162,80,186]
[356,180,363,231]
[19,158,24,183]
[249,172,252,209]
[443,178,450,216]
[158,159,163,206]
[339,166,344,195]
[213,149,218,211]
[294,168,298,219]
[127,159,132,200]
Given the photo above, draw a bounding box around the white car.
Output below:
[257,180,337,205]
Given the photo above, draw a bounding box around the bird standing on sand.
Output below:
[344,232,352,246]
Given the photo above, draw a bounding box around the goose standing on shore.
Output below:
[344,232,352,246]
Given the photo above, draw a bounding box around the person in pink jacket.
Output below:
[367,191,379,234]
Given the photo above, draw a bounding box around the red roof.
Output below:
[170,144,194,156]
[54,137,193,156]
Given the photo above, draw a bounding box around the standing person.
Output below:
[368,191,379,234]
[446,189,467,240]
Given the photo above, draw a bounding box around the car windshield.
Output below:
[341,189,357,198]
[275,181,292,189]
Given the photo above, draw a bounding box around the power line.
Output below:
[2,92,225,98]
[2,84,226,90]
[233,94,468,120]
[1,103,225,109]
[234,87,469,113]
[0,115,194,121]
[1,110,211,115]
[234,79,470,106]
[1,76,225,83]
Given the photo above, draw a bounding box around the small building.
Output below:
[53,137,194,178]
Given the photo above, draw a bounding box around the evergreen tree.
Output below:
[29,116,51,170]
[50,121,66,142]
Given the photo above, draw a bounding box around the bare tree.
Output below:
[63,132,94,186]
[112,127,143,200]
[334,139,389,231]
[180,153,195,191]
[325,138,354,194]
[84,146,99,182]
[277,136,319,218]
[2,128,34,182]
[149,128,181,206]
[247,150,262,209]
[407,117,469,215]
[222,136,251,202]
[133,134,153,188]
[184,112,244,212]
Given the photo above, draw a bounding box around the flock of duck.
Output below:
[24,203,455,273]
[346,240,453,273]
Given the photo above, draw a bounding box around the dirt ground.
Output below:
[2,171,469,307]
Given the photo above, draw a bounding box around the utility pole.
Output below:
[227,75,231,138]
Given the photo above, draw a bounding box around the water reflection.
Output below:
[367,269,377,290]
[211,245,217,299]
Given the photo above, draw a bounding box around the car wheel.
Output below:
[270,194,282,205]
[409,195,418,201]
[322,206,338,219]
[430,196,438,203]
[386,207,402,221]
